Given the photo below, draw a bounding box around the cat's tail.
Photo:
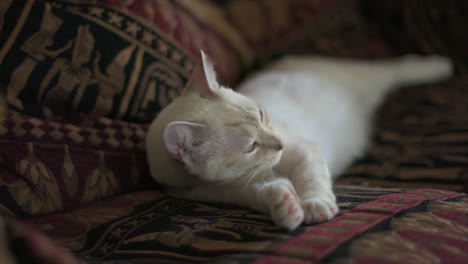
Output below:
[389,55,453,87]
[267,54,453,111]
[354,55,453,112]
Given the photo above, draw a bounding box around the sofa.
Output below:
[0,0,467,263]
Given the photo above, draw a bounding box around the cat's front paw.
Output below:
[301,192,338,224]
[263,181,304,230]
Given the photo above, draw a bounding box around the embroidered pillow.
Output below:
[0,0,250,123]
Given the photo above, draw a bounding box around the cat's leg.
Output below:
[168,177,304,230]
[275,139,338,224]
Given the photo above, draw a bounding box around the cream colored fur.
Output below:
[146,51,453,230]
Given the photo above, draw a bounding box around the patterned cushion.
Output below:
[219,0,395,65]
[363,0,468,75]
[0,1,467,263]
[0,0,249,123]
[0,108,153,216]
[0,0,252,217]
[23,186,468,263]
[338,73,468,192]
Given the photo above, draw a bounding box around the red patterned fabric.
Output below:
[363,0,468,76]
[0,109,152,216]
[0,0,246,123]
[91,0,252,86]
[255,189,464,263]
[20,187,467,263]
[338,79,468,193]
[0,1,467,263]
[220,0,395,63]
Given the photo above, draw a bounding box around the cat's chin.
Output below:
[271,150,283,166]
[258,151,283,172]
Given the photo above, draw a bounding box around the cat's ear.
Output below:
[185,50,220,97]
[200,50,220,93]
[163,121,208,161]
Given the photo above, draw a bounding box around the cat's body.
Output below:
[146,52,452,230]
[238,55,452,177]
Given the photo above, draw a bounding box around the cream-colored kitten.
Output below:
[146,51,452,230]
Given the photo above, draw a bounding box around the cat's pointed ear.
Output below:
[185,50,220,97]
[200,50,220,92]
[163,121,207,161]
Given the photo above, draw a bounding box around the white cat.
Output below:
[146,51,452,230]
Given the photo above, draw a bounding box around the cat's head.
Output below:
[163,51,283,182]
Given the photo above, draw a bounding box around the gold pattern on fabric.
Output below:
[0,0,12,36]
[117,46,144,118]
[0,0,33,64]
[93,44,136,115]
[82,151,119,203]
[123,227,271,251]
[73,198,289,259]
[8,143,63,215]
[7,2,72,110]
[38,24,96,115]
[2,1,195,122]
[63,145,79,197]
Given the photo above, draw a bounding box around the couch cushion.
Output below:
[25,186,468,263]
[220,0,395,66]
[338,78,468,193]
[363,0,468,76]
[0,0,248,123]
[0,109,153,217]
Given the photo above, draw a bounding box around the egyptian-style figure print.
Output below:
[38,24,96,115]
[7,3,72,109]
[91,45,135,115]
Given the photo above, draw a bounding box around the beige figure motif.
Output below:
[92,45,135,115]
[133,62,182,119]
[39,24,96,115]
[6,3,73,109]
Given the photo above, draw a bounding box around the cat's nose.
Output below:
[276,142,284,151]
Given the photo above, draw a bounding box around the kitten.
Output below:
[146,51,452,230]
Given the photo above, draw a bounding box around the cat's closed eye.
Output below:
[244,141,257,153]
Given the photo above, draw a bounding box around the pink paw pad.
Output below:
[294,214,302,221]
[283,193,292,201]
[288,203,297,213]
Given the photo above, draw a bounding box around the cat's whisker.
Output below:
[245,174,256,185]
[240,162,269,186]
[245,166,261,185]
